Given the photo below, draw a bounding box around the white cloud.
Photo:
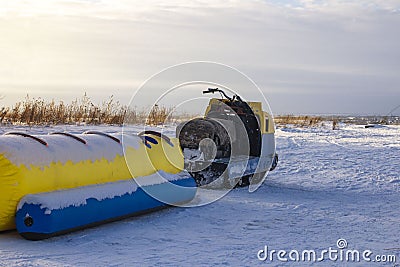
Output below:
[1,0,398,18]
[0,0,399,114]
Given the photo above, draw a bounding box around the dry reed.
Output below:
[0,94,182,126]
[274,115,323,128]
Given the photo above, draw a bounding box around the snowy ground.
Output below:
[0,124,399,266]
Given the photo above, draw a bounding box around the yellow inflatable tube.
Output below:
[0,131,183,231]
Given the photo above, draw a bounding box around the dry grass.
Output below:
[146,105,174,126]
[7,96,395,128]
[0,94,184,126]
[275,115,324,128]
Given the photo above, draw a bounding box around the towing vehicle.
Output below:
[177,88,278,188]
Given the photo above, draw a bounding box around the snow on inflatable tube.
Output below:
[16,171,196,240]
[0,131,188,232]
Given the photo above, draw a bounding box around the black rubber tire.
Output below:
[237,175,251,187]
[270,154,278,171]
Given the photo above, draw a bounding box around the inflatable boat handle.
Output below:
[138,131,174,147]
[83,131,121,144]
[3,132,48,146]
[50,132,87,145]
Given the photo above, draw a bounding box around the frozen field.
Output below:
[0,124,399,266]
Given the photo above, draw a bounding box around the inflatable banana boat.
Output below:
[0,131,196,239]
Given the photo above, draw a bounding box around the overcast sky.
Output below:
[0,0,399,115]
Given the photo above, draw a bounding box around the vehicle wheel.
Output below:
[249,171,267,185]
[237,175,250,187]
[270,154,278,171]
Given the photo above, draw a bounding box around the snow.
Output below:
[0,124,170,167]
[17,180,137,214]
[1,124,399,266]
[17,171,192,214]
[0,133,150,168]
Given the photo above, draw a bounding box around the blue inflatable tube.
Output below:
[16,171,196,240]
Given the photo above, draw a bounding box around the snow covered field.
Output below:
[0,124,399,266]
